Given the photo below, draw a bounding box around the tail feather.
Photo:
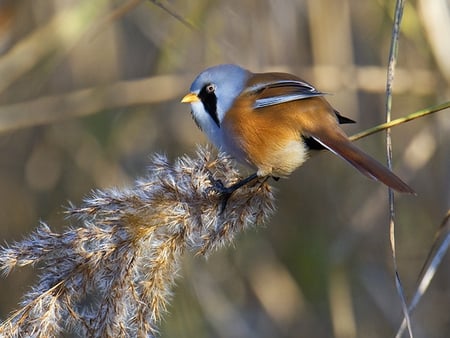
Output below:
[312,133,415,194]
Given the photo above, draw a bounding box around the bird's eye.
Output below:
[206,84,215,93]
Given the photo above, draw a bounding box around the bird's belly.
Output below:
[221,107,310,177]
[255,140,309,177]
[223,132,309,177]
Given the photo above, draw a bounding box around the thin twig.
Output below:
[396,210,450,337]
[148,0,196,29]
[349,101,450,141]
[384,1,413,337]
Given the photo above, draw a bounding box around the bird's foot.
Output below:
[207,172,260,214]
[206,175,235,214]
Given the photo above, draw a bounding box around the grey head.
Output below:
[187,64,251,148]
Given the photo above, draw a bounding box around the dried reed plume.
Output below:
[0,146,275,337]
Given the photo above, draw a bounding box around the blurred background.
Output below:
[0,0,449,337]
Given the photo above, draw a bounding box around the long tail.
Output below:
[312,132,415,194]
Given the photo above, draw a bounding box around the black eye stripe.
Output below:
[198,84,220,127]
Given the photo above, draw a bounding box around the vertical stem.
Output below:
[385,1,413,337]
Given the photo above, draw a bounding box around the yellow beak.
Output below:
[181,92,200,103]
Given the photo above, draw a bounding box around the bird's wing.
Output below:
[246,73,356,123]
[250,81,325,108]
[249,81,326,109]
[244,73,326,109]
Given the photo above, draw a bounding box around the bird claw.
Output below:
[206,175,233,214]
[206,172,260,214]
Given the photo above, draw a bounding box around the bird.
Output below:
[181,64,415,201]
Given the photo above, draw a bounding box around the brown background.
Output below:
[0,1,448,337]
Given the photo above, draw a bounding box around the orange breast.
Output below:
[222,94,338,177]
